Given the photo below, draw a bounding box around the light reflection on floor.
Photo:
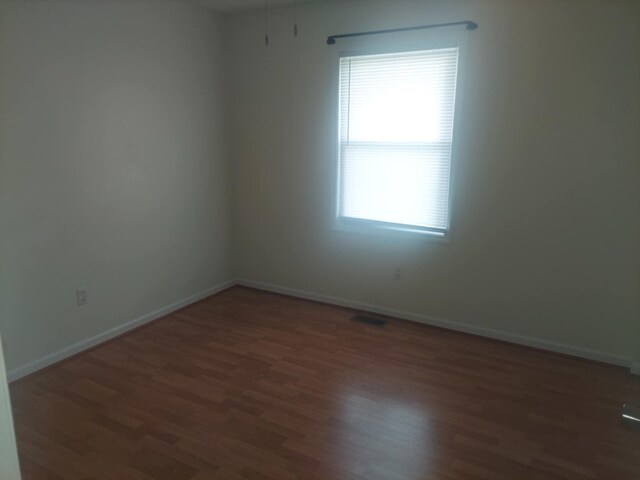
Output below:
[334,391,432,479]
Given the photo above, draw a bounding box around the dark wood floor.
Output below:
[10,286,640,480]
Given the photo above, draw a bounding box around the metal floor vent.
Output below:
[351,315,387,327]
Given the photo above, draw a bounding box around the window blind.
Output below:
[338,47,459,233]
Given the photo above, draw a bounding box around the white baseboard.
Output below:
[7,280,235,383]
[237,279,632,369]
[8,278,634,382]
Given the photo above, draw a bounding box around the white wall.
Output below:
[226,0,640,364]
[0,0,232,373]
[0,335,21,479]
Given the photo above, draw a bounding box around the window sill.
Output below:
[332,218,451,244]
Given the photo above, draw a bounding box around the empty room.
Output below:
[1,0,639,478]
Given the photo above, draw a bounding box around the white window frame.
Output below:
[331,36,468,243]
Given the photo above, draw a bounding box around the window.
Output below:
[337,47,460,236]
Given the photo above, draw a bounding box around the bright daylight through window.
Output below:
[337,47,459,235]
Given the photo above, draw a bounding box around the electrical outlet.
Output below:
[76,288,88,306]
[394,268,403,280]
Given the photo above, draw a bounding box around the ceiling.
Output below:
[190,0,320,13]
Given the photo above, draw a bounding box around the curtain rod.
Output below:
[326,20,478,45]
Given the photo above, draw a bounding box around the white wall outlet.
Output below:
[76,288,88,306]
[394,268,403,280]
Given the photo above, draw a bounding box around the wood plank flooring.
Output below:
[10,286,640,479]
